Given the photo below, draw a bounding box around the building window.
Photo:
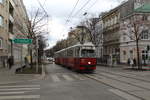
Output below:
[130,50,133,58]
[143,15,148,21]
[123,51,126,60]
[9,20,13,33]
[141,30,149,40]
[0,38,2,49]
[0,16,3,26]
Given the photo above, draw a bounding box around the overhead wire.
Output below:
[65,0,80,25]
[72,0,92,17]
[37,0,49,17]
[60,0,81,37]
[85,0,99,13]
[60,0,96,38]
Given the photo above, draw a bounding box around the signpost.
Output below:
[13,39,32,44]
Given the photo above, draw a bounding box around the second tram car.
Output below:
[54,42,96,72]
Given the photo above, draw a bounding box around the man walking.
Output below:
[7,56,13,69]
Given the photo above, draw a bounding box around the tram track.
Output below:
[82,68,150,100]
[83,74,145,100]
[96,68,150,83]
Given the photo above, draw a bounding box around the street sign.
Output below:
[13,38,32,44]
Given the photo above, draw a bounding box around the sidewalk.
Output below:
[0,64,41,84]
[97,63,150,70]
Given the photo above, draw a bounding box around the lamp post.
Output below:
[36,37,39,73]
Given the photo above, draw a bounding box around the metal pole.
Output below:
[36,38,39,73]
[21,44,23,72]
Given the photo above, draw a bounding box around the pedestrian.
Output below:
[24,57,30,68]
[127,58,130,66]
[130,59,134,68]
[7,56,13,69]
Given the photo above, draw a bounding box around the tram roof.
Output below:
[55,42,95,54]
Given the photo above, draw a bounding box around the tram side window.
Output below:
[75,47,80,57]
[68,49,73,57]
[64,51,67,57]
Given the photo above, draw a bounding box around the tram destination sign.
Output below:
[13,38,32,44]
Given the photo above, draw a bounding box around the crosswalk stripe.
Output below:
[0,91,27,95]
[51,75,61,82]
[0,85,40,88]
[0,88,40,91]
[62,75,74,81]
[72,74,85,80]
[0,95,40,99]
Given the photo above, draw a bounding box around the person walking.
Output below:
[7,56,13,69]
[133,58,136,67]
[130,58,134,68]
[127,58,130,66]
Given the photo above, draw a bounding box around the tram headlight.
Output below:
[88,62,91,64]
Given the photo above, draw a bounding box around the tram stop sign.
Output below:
[13,38,32,44]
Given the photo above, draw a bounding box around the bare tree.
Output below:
[121,15,147,69]
[84,17,103,47]
[27,7,49,67]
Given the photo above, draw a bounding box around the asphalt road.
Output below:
[1,63,148,100]
[38,64,126,100]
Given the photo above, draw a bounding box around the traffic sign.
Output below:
[13,38,32,44]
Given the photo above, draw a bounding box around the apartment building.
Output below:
[120,0,150,64]
[0,0,29,67]
[102,5,121,64]
[101,0,150,65]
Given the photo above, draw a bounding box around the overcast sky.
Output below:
[23,0,125,48]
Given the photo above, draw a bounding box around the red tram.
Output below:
[54,42,96,72]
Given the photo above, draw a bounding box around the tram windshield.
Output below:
[81,49,95,58]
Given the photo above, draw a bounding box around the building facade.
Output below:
[101,0,150,65]
[120,2,150,64]
[0,0,29,67]
[102,5,121,64]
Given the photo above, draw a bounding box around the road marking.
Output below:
[51,75,61,82]
[0,85,40,88]
[73,74,85,80]
[62,75,74,81]
[109,89,141,100]
[0,88,40,91]
[0,91,27,95]
[0,95,40,99]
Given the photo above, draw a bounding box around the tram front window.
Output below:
[81,49,95,57]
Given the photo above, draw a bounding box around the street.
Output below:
[0,64,150,100]
[39,64,126,100]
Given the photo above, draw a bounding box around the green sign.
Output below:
[13,38,32,44]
